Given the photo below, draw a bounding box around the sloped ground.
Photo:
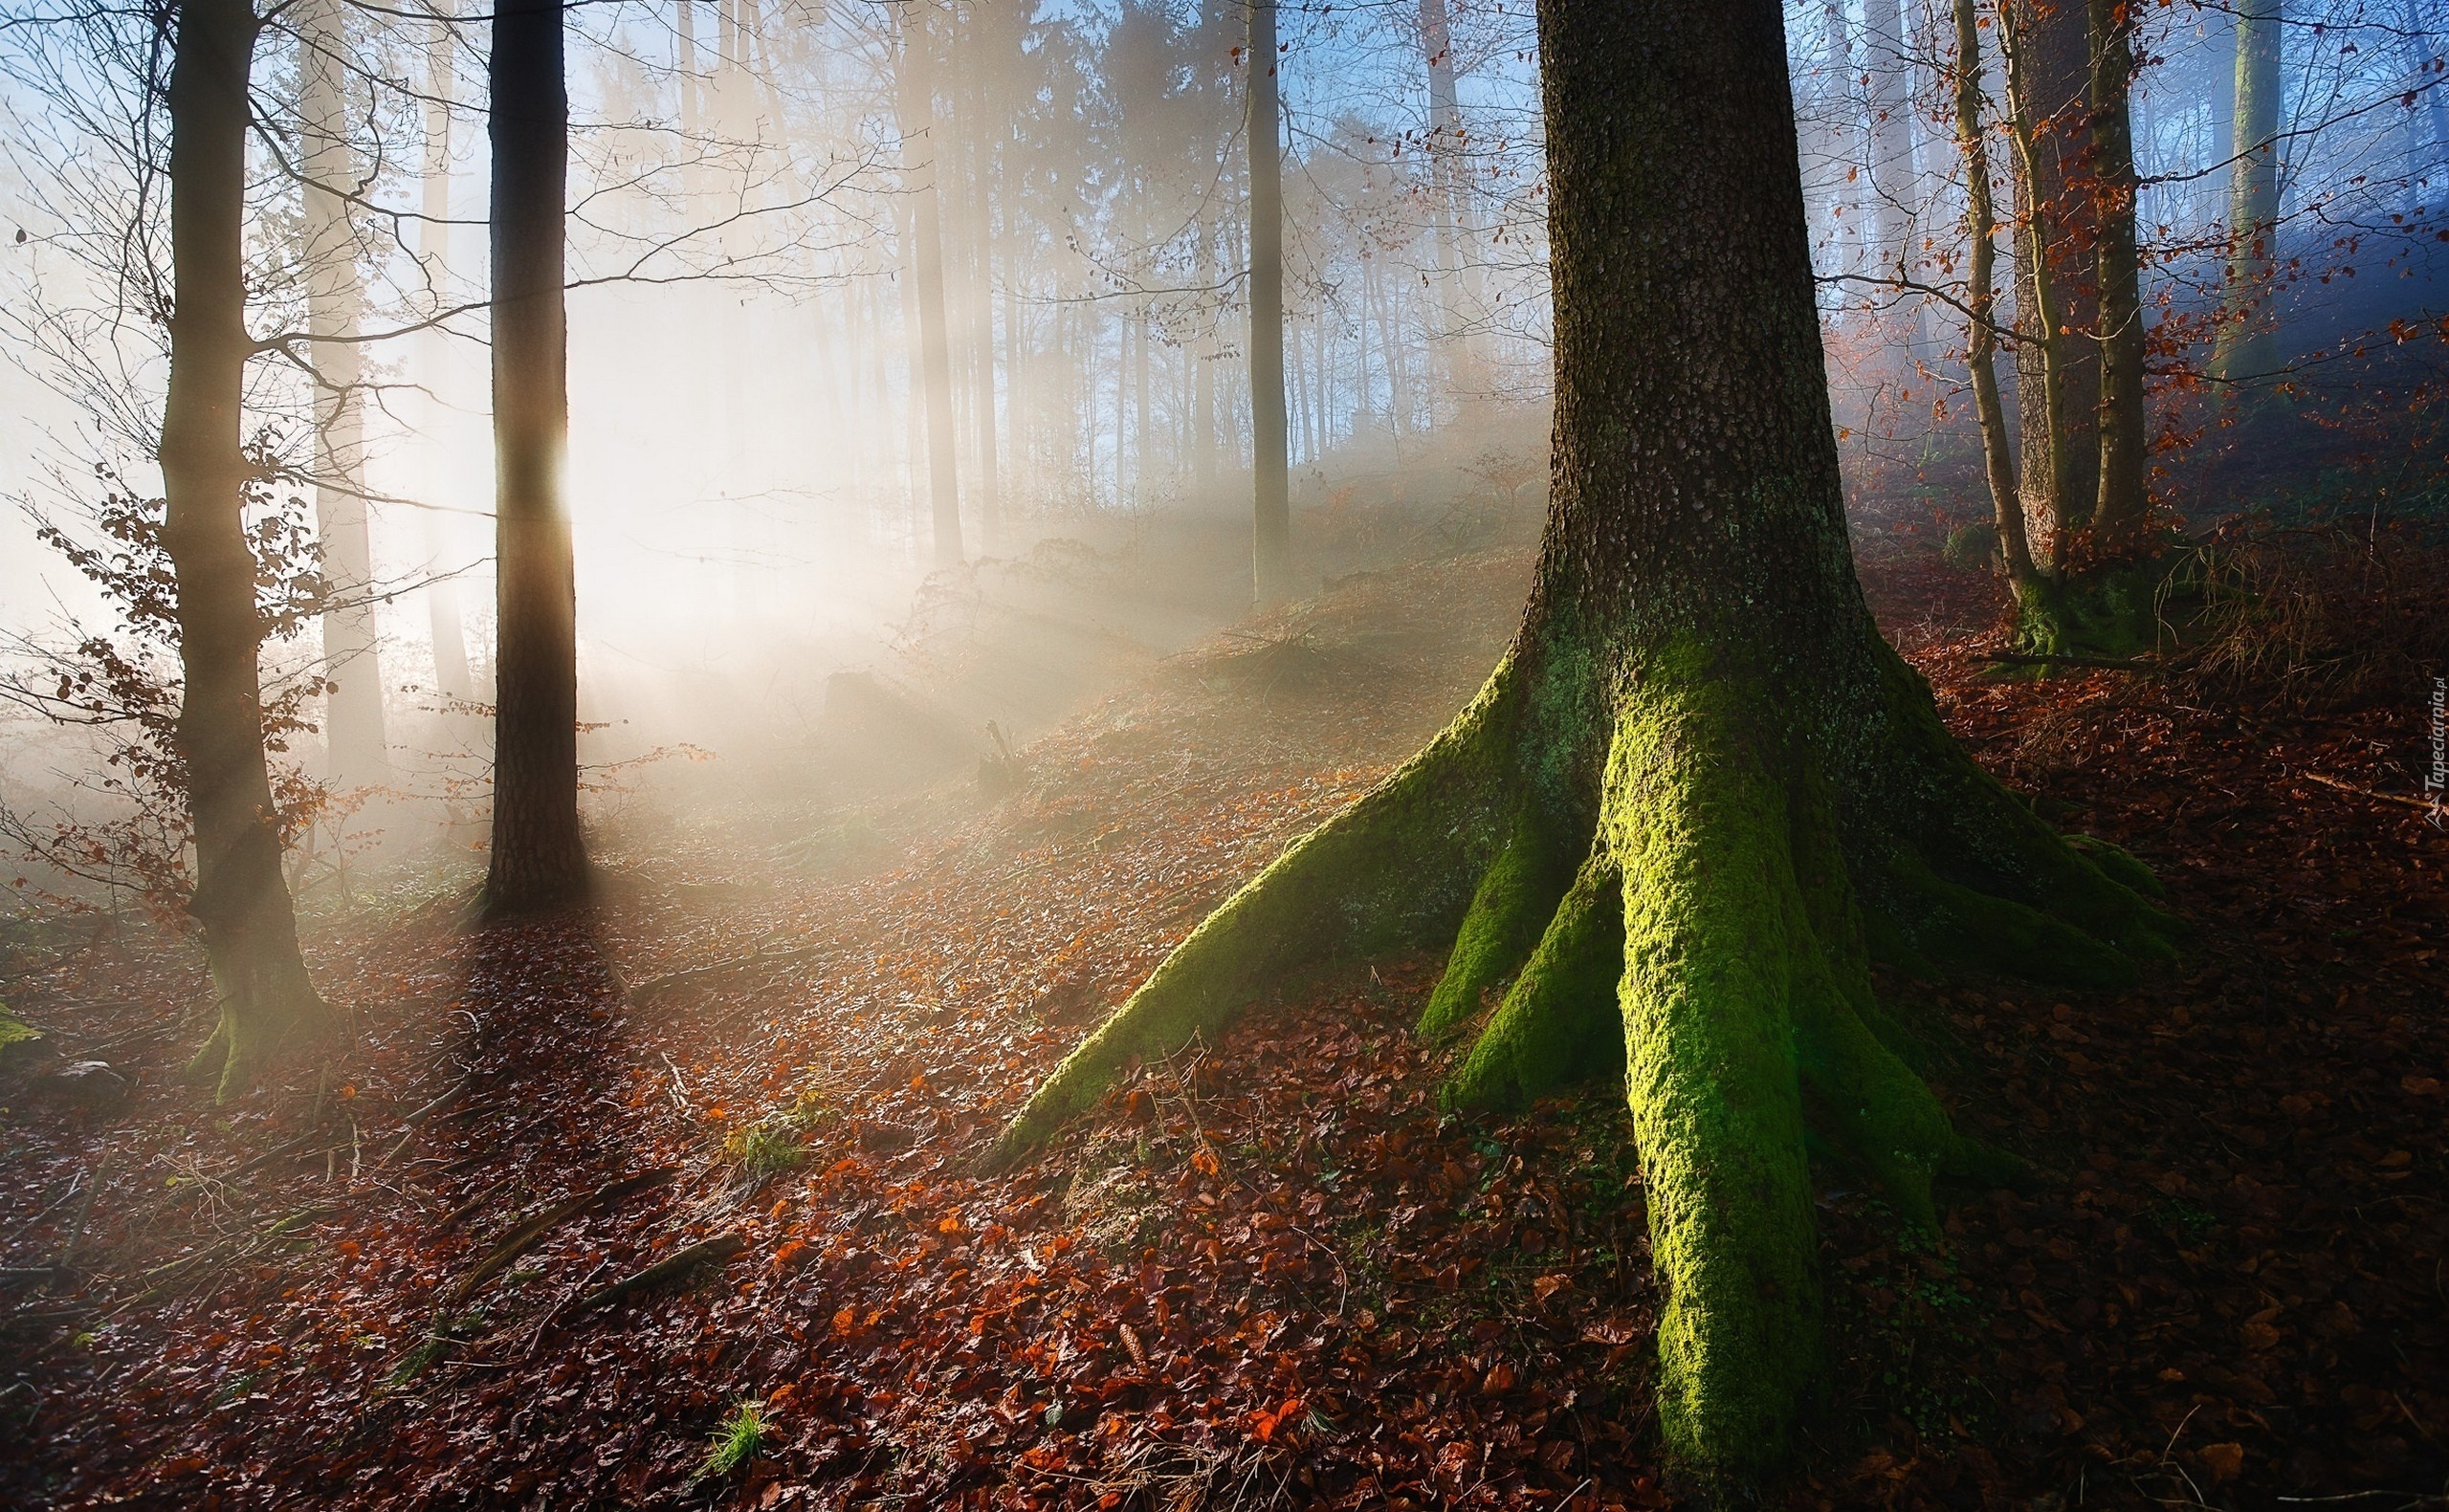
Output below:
[2,543,2442,1510]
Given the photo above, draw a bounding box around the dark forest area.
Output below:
[1,0,2445,1505]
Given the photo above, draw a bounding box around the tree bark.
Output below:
[1866,0,1919,305]
[1417,0,1487,406]
[2004,0,2098,560]
[2086,0,2149,548]
[993,0,2176,1473]
[1953,0,2038,590]
[1823,0,1865,285]
[483,0,590,913]
[2211,0,2282,383]
[1246,0,1292,604]
[895,8,964,569]
[298,0,387,789]
[165,0,326,1097]
[419,0,472,709]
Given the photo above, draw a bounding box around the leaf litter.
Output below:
[1,545,2442,1509]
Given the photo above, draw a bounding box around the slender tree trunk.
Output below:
[2087,0,2149,547]
[298,0,386,788]
[970,122,1002,550]
[1417,0,1485,405]
[1866,0,1918,308]
[484,0,590,913]
[1113,311,1128,505]
[1825,0,1864,287]
[165,0,325,1097]
[998,0,2174,1474]
[1953,0,2037,589]
[1194,224,1217,488]
[895,9,963,567]
[419,0,471,708]
[2404,0,2449,192]
[1134,299,1152,500]
[2211,0,2282,382]
[1002,173,1026,511]
[1247,0,1292,603]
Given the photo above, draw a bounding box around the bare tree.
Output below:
[165,0,328,1094]
[1247,0,1291,604]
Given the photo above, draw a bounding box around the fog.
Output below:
[2,0,2441,891]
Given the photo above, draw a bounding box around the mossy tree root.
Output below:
[990,641,2178,1472]
[186,941,326,1102]
[981,673,1522,1171]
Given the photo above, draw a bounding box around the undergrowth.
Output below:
[696,1398,770,1480]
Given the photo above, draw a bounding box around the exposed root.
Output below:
[981,673,1520,1171]
[990,635,2180,1472]
[185,950,326,1103]
[1413,808,1569,1042]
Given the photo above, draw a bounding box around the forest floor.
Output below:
[3,538,2445,1511]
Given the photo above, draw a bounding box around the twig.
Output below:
[395,1075,473,1129]
[1982,649,2167,673]
[444,1169,678,1306]
[55,1151,110,1268]
[629,947,823,1005]
[437,1173,518,1233]
[221,1130,331,1183]
[2305,772,2438,813]
[3,1173,84,1245]
[568,1233,748,1316]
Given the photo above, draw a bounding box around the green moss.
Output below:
[188,950,323,1102]
[981,670,1520,1170]
[2063,834,2163,898]
[988,618,2184,1477]
[2011,553,2178,662]
[1417,811,1570,1042]
[1600,658,1821,1469]
[1442,854,1624,1108]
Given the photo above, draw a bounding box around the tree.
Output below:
[894,3,964,571]
[2211,0,2283,382]
[989,0,2176,1473]
[1995,0,2159,656]
[297,0,387,790]
[417,0,473,709]
[483,0,590,912]
[1246,0,1291,604]
[1864,0,1924,357]
[2085,0,2147,549]
[1952,0,2039,594]
[2002,0,2098,575]
[164,0,328,1095]
[1417,0,1489,404]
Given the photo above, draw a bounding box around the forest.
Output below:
[0,0,2443,1504]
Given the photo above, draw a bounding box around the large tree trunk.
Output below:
[991,0,2176,1473]
[165,0,327,1098]
[2211,0,2283,383]
[298,0,387,789]
[895,8,964,569]
[483,0,590,913]
[1246,0,1292,604]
